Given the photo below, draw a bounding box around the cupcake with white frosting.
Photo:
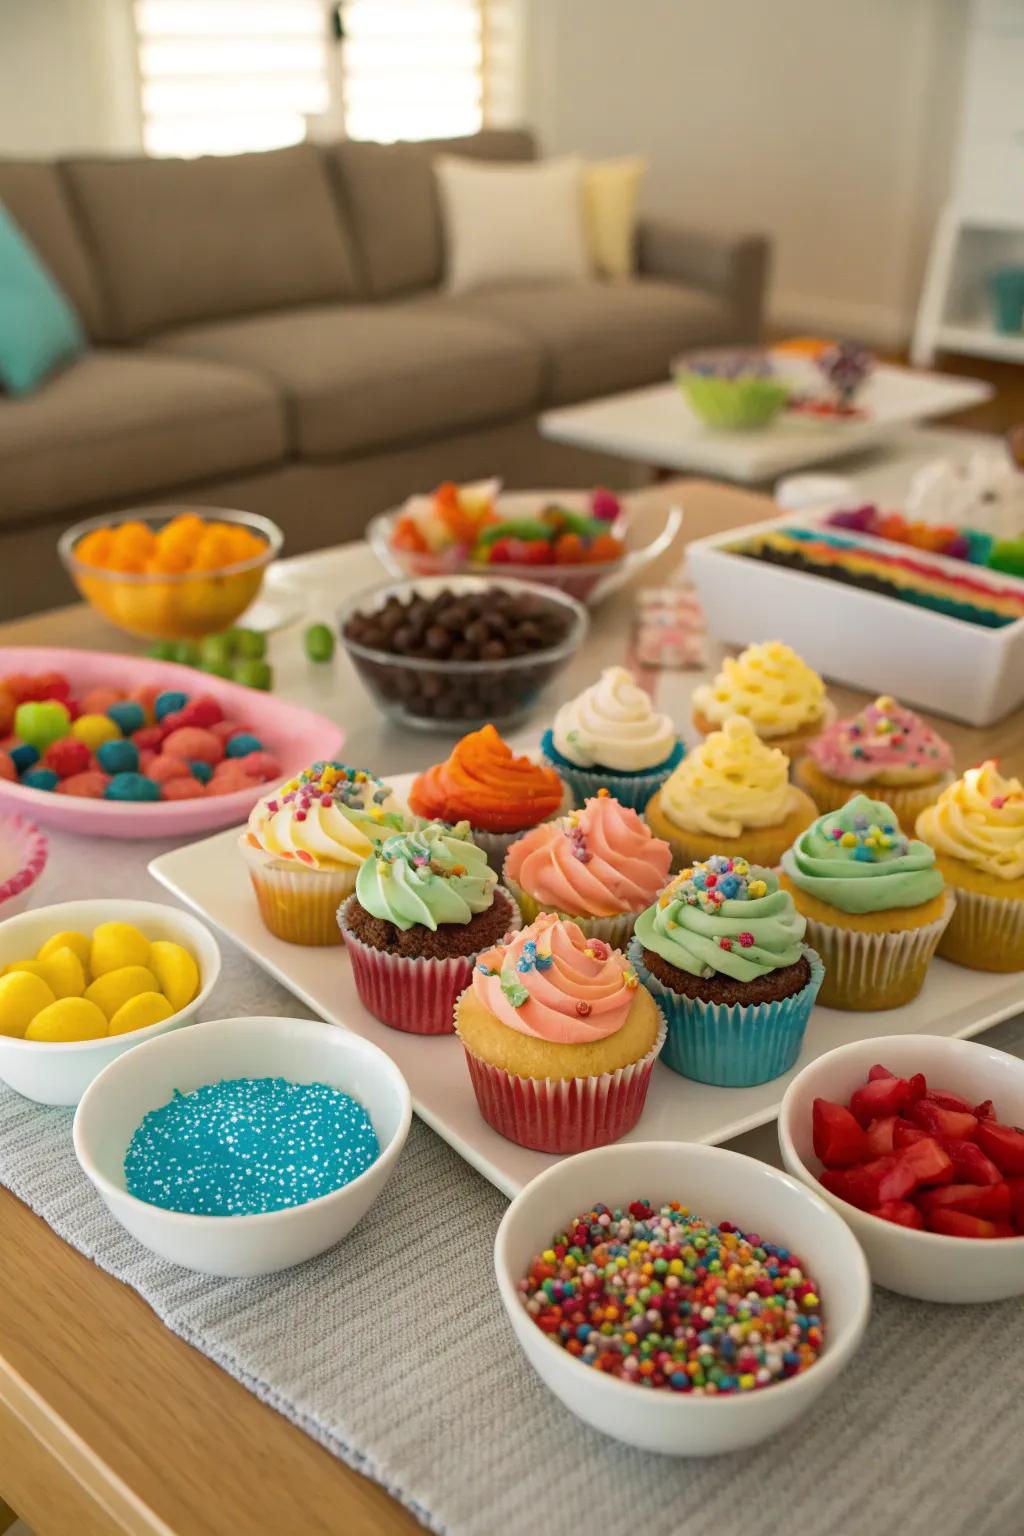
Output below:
[540,665,684,810]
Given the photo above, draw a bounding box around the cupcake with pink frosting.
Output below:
[455,912,665,1153]
[795,695,955,835]
[501,788,673,949]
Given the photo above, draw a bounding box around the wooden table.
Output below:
[1,480,1020,1536]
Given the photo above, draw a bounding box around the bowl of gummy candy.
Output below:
[0,899,221,1105]
[58,507,282,641]
[0,648,343,838]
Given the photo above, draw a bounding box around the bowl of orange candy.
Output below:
[59,508,283,642]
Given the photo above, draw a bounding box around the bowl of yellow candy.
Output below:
[59,507,283,642]
[0,899,220,1105]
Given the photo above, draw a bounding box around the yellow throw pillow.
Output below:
[582,157,647,280]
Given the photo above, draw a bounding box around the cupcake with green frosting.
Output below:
[338,820,520,1034]
[779,793,953,1010]
[629,856,822,1086]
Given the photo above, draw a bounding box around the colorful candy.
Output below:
[390,481,626,569]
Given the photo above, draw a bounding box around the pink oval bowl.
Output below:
[0,813,48,916]
[0,647,344,840]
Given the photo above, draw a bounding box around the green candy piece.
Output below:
[227,627,267,660]
[146,640,176,661]
[304,622,335,663]
[232,658,273,691]
[475,517,552,547]
[199,659,234,679]
[199,634,233,668]
[171,640,200,667]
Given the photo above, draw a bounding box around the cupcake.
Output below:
[240,762,405,945]
[915,761,1024,972]
[692,640,835,758]
[338,820,520,1034]
[630,857,823,1087]
[502,788,673,949]
[408,724,567,872]
[796,695,955,834]
[779,794,954,1010]
[540,665,683,810]
[645,715,817,870]
[455,912,665,1153]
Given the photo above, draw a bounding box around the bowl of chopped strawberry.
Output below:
[778,1035,1024,1303]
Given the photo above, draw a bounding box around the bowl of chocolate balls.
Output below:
[338,576,588,730]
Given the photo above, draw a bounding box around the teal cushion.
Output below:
[0,203,86,395]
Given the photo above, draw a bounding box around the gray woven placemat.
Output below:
[2,827,1023,1536]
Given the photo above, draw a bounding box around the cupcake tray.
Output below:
[150,771,1024,1199]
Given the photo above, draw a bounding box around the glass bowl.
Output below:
[338,575,588,732]
[58,506,283,641]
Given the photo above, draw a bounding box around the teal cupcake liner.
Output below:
[628,940,824,1088]
[539,731,684,812]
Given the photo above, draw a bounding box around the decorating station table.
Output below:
[1,480,1022,1536]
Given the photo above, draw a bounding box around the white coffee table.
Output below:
[540,364,993,484]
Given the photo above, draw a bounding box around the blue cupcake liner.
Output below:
[539,731,684,813]
[627,939,824,1088]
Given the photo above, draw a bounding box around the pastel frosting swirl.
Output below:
[355,821,497,931]
[408,724,564,833]
[472,913,639,1043]
[246,761,404,870]
[809,695,953,786]
[551,666,678,772]
[916,762,1024,881]
[780,794,943,913]
[505,790,673,916]
[694,640,830,737]
[659,716,798,837]
[634,856,806,981]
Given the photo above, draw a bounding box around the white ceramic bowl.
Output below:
[494,1141,870,1456]
[778,1034,1024,1304]
[73,1015,412,1277]
[0,898,221,1106]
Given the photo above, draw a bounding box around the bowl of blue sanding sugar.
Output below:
[73,1015,412,1276]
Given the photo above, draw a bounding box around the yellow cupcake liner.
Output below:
[935,883,1024,973]
[801,892,955,1010]
[794,759,953,837]
[240,838,355,946]
[501,872,643,952]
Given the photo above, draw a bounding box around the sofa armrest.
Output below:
[636,219,771,342]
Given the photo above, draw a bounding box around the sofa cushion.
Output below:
[62,145,361,343]
[329,129,535,299]
[442,278,738,405]
[151,302,543,458]
[0,352,286,525]
[0,161,106,337]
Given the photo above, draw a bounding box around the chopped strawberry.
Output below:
[918,1183,1012,1220]
[863,1116,897,1157]
[975,1120,1024,1176]
[867,1063,896,1081]
[908,1100,978,1142]
[1007,1179,1024,1231]
[869,1201,925,1231]
[893,1120,929,1150]
[812,1099,868,1168]
[819,1163,889,1211]
[942,1139,1003,1186]
[924,1088,974,1114]
[849,1075,911,1127]
[889,1136,954,1192]
[925,1209,1016,1239]
[907,1072,927,1104]
[973,1099,995,1121]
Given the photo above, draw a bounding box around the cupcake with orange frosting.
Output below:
[408,724,567,872]
[540,665,683,810]
[502,789,673,948]
[455,912,665,1152]
[916,761,1024,972]
[693,640,834,759]
[796,695,954,834]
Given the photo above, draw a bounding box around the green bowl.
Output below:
[677,373,789,430]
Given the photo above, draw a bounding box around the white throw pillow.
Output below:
[435,154,590,295]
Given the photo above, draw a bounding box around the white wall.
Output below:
[523,0,968,345]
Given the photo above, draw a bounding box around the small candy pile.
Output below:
[518,1199,824,1394]
[124,1076,380,1215]
[659,856,766,914]
[0,671,280,802]
[146,625,272,690]
[77,513,267,578]
[391,481,625,567]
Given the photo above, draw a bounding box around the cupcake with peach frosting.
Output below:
[915,761,1024,972]
[693,640,834,758]
[541,665,684,809]
[502,788,672,948]
[645,715,817,869]
[455,912,665,1152]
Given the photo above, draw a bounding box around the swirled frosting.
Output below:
[551,666,678,771]
[408,725,564,833]
[916,762,1024,881]
[780,794,943,913]
[658,716,799,836]
[694,640,830,737]
[505,790,672,916]
[246,762,404,870]
[355,821,497,931]
[472,913,639,1042]
[634,856,805,981]
[809,695,953,786]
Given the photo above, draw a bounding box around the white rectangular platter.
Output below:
[150,772,1024,1199]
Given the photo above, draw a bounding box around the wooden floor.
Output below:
[903,351,1023,435]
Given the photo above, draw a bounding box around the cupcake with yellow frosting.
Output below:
[241,762,405,945]
[915,761,1024,972]
[693,640,834,759]
[540,665,684,810]
[645,716,817,870]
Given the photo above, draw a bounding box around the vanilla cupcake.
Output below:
[541,665,683,810]
[693,640,834,758]
[645,716,817,869]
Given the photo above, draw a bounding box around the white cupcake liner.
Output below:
[802,892,955,1010]
[239,836,355,946]
[937,882,1024,972]
[501,870,644,951]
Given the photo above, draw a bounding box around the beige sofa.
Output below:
[0,131,769,617]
